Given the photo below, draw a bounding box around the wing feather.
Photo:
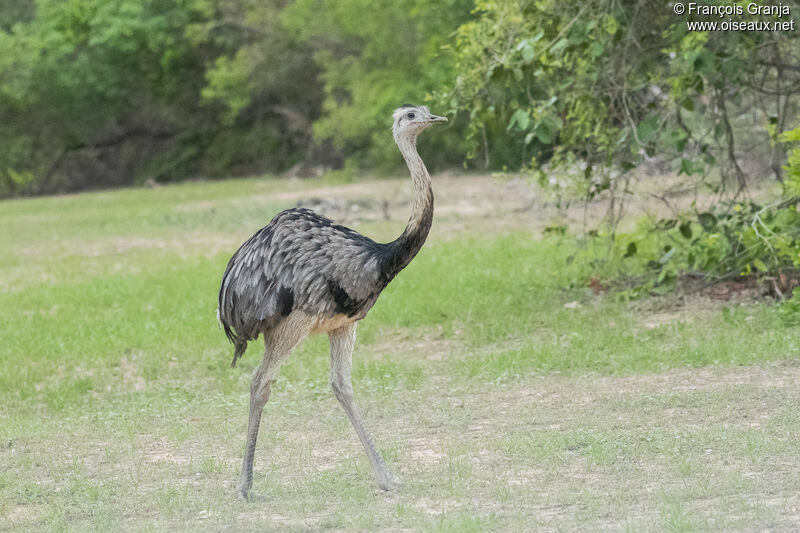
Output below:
[218,208,387,346]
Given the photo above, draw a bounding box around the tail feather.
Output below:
[218,307,256,368]
[230,340,248,368]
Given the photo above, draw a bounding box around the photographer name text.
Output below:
[684,3,790,17]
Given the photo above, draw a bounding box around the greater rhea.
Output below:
[218,105,446,499]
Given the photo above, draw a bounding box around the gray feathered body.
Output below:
[219,104,438,368]
[219,202,431,366]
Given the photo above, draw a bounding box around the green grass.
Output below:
[1,175,799,531]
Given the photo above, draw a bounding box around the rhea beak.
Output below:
[428,114,448,124]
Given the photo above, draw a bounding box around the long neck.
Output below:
[383,133,434,279]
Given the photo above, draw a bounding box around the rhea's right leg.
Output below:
[329,323,401,491]
[238,363,273,501]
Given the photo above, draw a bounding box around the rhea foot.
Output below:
[237,486,266,502]
[377,472,403,492]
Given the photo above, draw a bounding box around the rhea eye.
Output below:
[407,112,415,119]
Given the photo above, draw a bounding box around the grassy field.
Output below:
[1,175,799,531]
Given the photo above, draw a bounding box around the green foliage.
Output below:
[780,288,800,325]
[441,0,800,298]
[442,0,671,171]
[2,0,799,200]
[0,0,326,196]
[595,198,800,299]
[611,127,800,295]
[782,126,800,199]
[0,0,223,193]
[0,0,477,196]
[443,0,799,188]
[201,55,251,124]
[282,0,472,169]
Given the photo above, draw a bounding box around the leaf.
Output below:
[697,212,717,230]
[520,42,535,62]
[507,109,530,131]
[636,114,659,144]
[679,158,694,176]
[670,126,688,152]
[624,242,638,258]
[536,126,552,144]
[753,258,767,272]
[550,39,568,53]
[679,222,692,239]
[661,218,678,230]
[606,16,618,35]
[541,114,563,131]
[651,284,672,295]
[535,114,562,144]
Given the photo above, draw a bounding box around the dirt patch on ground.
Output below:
[491,361,800,409]
[370,334,457,362]
[143,437,192,465]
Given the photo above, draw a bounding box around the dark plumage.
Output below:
[219,208,394,366]
[219,105,447,499]
[219,192,434,367]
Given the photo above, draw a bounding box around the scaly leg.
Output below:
[238,365,273,500]
[329,323,401,491]
[238,317,311,500]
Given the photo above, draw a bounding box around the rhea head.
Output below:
[392,104,447,142]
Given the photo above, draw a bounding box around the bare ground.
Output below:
[3,358,800,531]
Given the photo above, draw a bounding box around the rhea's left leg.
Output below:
[328,323,401,491]
[237,359,274,501]
[237,315,312,500]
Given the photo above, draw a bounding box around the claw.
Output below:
[378,474,403,492]
[238,489,266,502]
